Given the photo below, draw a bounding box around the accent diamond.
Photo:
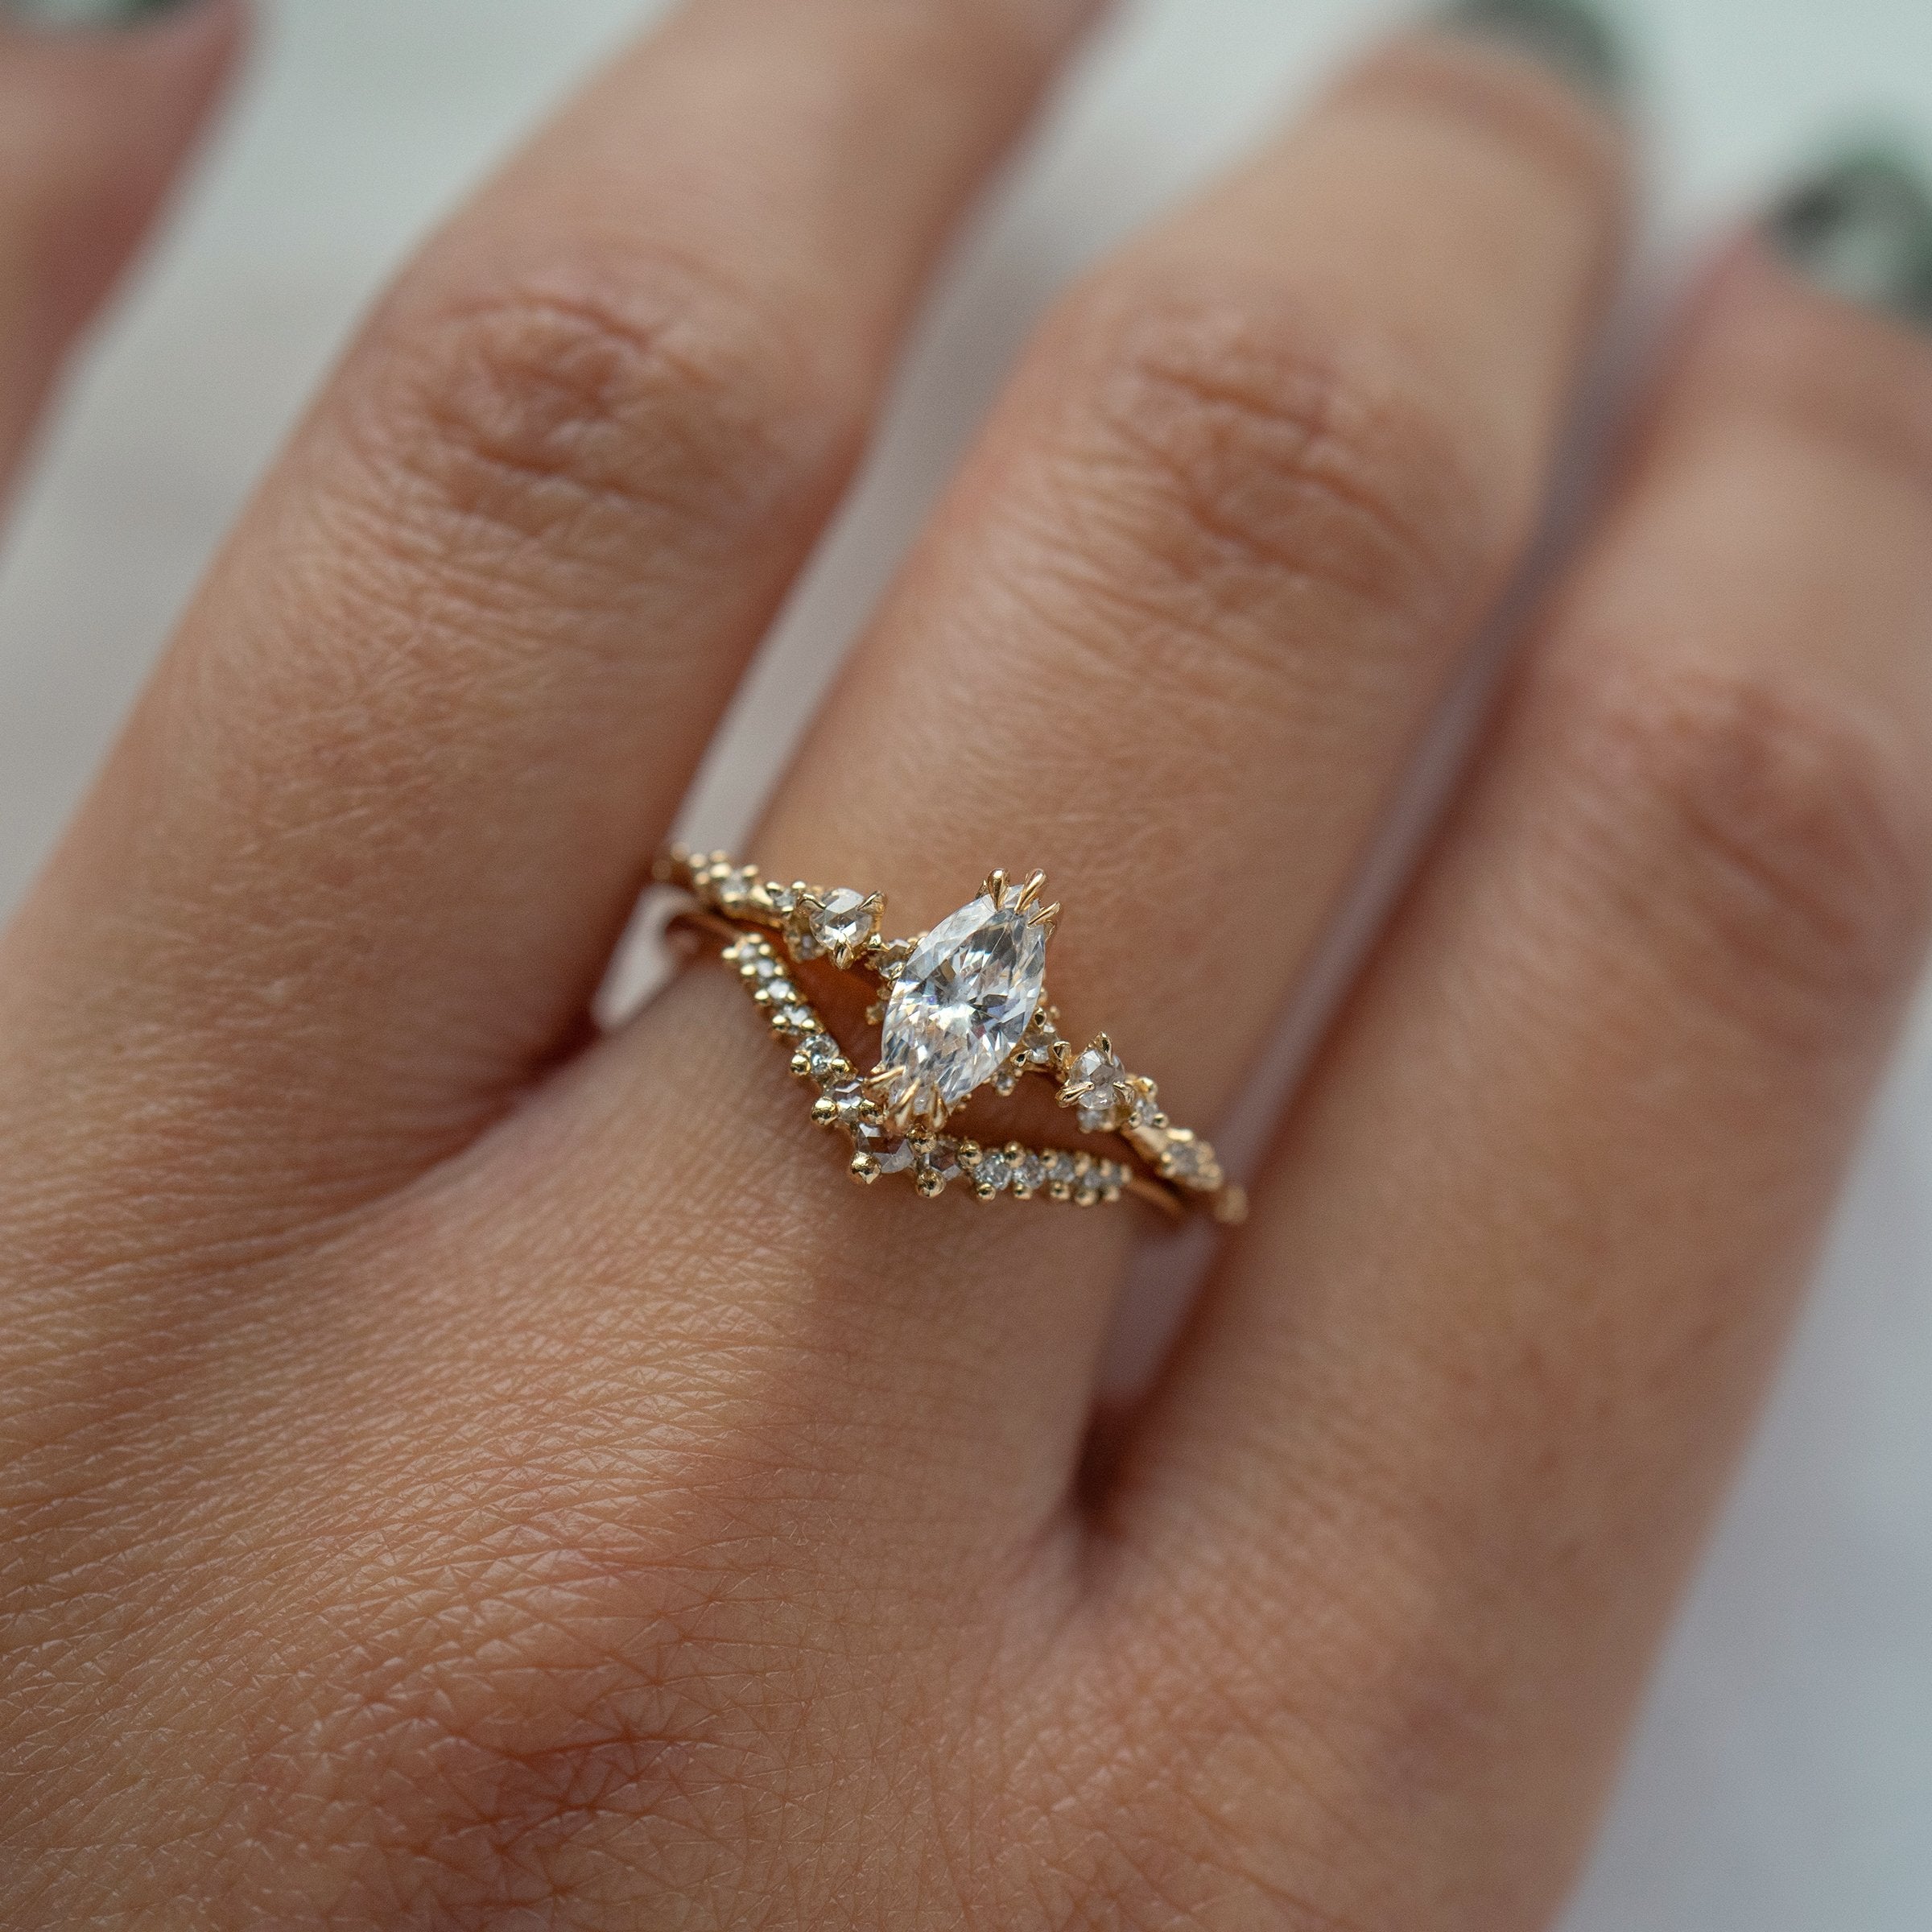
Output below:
[972,1150,1013,1196]
[794,1033,845,1080]
[792,887,880,966]
[1065,1041,1134,1133]
[875,892,1048,1126]
[1161,1129,1222,1191]
[853,1120,914,1174]
[913,1138,964,1196]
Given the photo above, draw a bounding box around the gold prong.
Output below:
[914,1170,946,1199]
[1028,903,1060,932]
[981,869,1009,906]
[1014,870,1047,910]
[810,1095,839,1128]
[850,1153,882,1185]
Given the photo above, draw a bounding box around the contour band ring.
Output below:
[655,847,1248,1226]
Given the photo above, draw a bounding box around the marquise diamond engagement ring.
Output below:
[655,847,1247,1226]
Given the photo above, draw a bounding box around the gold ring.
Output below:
[656,848,1247,1227]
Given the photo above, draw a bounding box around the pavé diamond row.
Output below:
[657,847,1247,1226]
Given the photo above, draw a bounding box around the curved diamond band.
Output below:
[655,847,1247,1226]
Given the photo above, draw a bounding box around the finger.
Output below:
[1109,178,1932,1926]
[551,17,1631,1525]
[0,0,1102,1216]
[762,19,1628,1126]
[0,0,241,496]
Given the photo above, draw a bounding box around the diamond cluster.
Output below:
[663,847,1244,1224]
[724,933,1132,1208]
[1055,1034,1228,1197]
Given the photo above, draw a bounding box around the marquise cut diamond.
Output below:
[877,894,1047,1124]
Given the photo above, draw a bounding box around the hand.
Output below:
[6,1,1932,1924]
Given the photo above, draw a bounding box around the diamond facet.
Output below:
[876,893,1049,1126]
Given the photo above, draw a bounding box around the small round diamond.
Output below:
[795,1033,844,1080]
[972,1150,1013,1195]
[1161,1130,1221,1190]
[1014,1151,1047,1196]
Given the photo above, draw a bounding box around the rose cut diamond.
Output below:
[876,892,1048,1126]
[792,887,880,966]
[1066,1042,1135,1133]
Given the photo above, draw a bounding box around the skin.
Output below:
[3,2,1931,1925]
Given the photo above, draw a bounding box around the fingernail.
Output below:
[1434,0,1629,103]
[0,0,202,26]
[1766,145,1932,335]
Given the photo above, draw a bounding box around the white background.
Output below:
[2,2,1929,1923]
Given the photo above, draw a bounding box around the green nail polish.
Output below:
[1767,145,1932,335]
[1435,0,1629,103]
[0,0,201,26]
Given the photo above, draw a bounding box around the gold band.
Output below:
[658,848,1247,1227]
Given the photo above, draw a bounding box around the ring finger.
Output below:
[551,9,1635,1530]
